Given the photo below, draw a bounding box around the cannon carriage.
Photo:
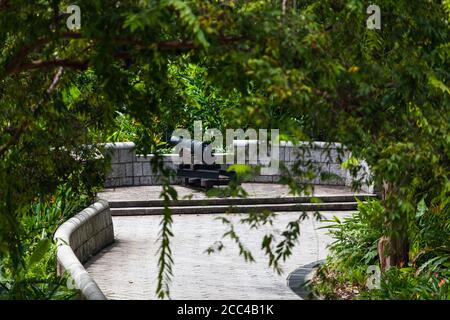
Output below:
[169,136,236,188]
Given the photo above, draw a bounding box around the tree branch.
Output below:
[3,33,243,77]
[0,121,28,158]
[3,39,50,75]
[0,0,9,10]
[3,33,85,76]
[47,67,64,94]
[20,59,89,73]
[0,68,65,158]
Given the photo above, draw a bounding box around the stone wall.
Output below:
[103,141,373,192]
[54,200,114,300]
[104,142,182,187]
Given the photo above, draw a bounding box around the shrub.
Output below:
[0,185,87,300]
[312,198,450,300]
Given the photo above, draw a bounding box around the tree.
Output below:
[1,0,449,298]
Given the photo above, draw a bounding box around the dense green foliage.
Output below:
[106,60,240,146]
[0,184,87,299]
[313,199,450,299]
[1,0,449,299]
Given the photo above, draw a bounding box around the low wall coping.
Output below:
[103,141,346,151]
[104,142,136,150]
[279,141,345,148]
[54,200,110,300]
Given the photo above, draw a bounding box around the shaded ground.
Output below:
[98,183,361,202]
[87,184,359,299]
[85,211,351,300]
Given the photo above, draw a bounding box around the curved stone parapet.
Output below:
[103,141,374,193]
[54,200,114,300]
[287,260,325,299]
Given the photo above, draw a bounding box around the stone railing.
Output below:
[54,200,114,300]
[103,141,373,193]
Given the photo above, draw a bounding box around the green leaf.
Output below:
[416,198,427,219]
[227,164,251,174]
[428,73,450,95]
[29,238,52,267]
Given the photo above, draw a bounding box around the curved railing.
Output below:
[54,200,114,300]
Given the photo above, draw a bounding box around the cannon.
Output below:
[169,136,236,188]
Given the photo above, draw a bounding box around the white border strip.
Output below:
[54,200,110,300]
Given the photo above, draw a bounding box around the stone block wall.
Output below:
[104,142,182,187]
[103,141,373,192]
[251,141,350,184]
[54,200,114,300]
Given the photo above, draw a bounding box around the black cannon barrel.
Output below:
[169,136,236,188]
[169,136,211,156]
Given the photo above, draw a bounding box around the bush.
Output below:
[311,198,450,300]
[0,185,88,300]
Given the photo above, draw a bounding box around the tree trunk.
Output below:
[377,182,409,271]
[378,235,410,271]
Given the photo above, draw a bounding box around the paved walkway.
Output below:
[86,184,359,300]
[98,183,360,202]
[85,211,351,300]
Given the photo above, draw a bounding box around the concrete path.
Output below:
[85,211,351,300]
[98,183,360,202]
